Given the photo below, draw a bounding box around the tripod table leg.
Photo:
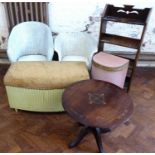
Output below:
[93,128,105,153]
[69,126,89,148]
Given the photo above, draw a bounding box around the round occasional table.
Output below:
[62,79,133,153]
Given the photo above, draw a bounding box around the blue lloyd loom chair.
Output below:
[7,21,54,62]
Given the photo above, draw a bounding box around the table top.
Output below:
[62,79,133,130]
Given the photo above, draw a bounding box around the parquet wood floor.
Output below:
[0,65,155,153]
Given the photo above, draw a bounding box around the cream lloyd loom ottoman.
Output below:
[4,61,89,112]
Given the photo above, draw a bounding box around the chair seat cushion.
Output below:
[18,54,47,61]
[4,61,89,89]
[62,56,89,67]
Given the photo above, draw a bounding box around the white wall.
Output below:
[0,3,8,37]
[0,1,155,53]
[0,2,8,47]
[48,0,155,53]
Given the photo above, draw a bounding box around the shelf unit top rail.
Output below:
[102,4,151,25]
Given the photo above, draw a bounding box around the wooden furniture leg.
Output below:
[69,126,89,148]
[93,128,104,153]
[69,126,110,153]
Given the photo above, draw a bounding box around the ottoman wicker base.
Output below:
[4,61,89,112]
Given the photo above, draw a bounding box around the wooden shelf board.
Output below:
[100,33,141,49]
[103,16,145,25]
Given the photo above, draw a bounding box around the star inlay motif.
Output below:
[88,92,106,105]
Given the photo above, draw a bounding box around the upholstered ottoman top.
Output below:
[4,61,89,89]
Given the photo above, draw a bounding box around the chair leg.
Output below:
[15,109,18,112]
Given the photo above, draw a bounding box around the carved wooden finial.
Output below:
[117,5,138,15]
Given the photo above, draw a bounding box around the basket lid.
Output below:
[93,52,129,71]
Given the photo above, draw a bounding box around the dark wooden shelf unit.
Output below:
[98,4,151,92]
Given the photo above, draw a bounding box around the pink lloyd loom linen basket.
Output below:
[91,52,129,88]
